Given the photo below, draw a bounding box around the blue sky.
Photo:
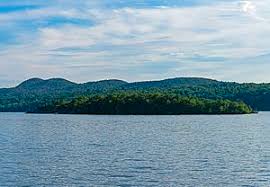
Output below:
[0,0,269,86]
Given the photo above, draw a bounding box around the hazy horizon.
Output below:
[2,76,270,89]
[1,0,269,87]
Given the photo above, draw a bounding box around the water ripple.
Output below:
[0,112,270,186]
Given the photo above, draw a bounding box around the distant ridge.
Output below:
[5,77,222,93]
[1,77,270,112]
[12,77,217,89]
[12,78,128,92]
[123,77,221,90]
[16,78,76,90]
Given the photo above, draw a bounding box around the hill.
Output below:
[0,77,270,112]
[16,78,76,90]
[33,93,253,115]
[0,78,127,111]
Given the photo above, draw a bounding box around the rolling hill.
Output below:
[0,77,270,111]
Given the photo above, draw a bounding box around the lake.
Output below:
[1,112,270,186]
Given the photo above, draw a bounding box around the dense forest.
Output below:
[32,93,253,115]
[0,77,270,112]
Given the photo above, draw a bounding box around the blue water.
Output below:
[1,112,270,186]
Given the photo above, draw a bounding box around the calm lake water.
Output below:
[1,113,270,186]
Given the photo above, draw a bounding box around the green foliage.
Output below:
[0,77,269,112]
[35,92,253,115]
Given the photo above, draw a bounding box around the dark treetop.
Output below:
[33,92,253,115]
[0,77,268,113]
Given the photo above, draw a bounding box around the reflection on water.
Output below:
[0,112,270,186]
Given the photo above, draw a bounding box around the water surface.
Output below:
[1,112,270,186]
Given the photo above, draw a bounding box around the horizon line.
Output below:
[2,76,270,89]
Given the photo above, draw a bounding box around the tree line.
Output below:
[32,92,253,115]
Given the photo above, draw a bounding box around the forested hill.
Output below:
[0,77,270,111]
[15,78,128,93]
[33,93,253,115]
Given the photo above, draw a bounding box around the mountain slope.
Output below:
[1,77,270,111]
[0,78,128,112]
[121,77,222,90]
[16,78,77,94]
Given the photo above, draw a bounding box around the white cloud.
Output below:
[1,0,270,86]
[242,1,256,13]
[34,2,270,59]
[240,0,270,21]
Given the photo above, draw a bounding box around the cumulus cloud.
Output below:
[1,0,270,86]
[242,1,256,13]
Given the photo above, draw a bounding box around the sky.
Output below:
[0,0,270,87]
